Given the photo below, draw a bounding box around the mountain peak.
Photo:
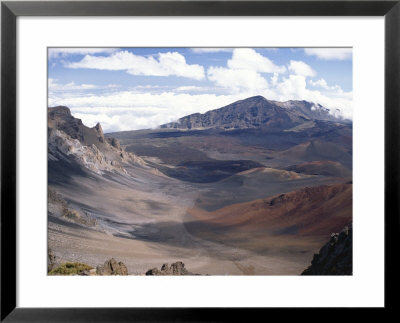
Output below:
[231,95,270,107]
[243,95,268,102]
[160,96,342,131]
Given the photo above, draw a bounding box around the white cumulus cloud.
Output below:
[288,60,316,77]
[227,48,286,74]
[191,48,233,53]
[49,79,353,133]
[304,48,352,60]
[49,48,353,132]
[309,78,342,91]
[207,67,269,92]
[66,50,205,80]
[206,49,286,93]
[48,79,119,92]
[48,48,118,59]
[48,91,248,132]
[175,86,206,92]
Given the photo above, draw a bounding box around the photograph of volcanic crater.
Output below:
[48,47,352,275]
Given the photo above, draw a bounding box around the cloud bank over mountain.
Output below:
[48,47,352,132]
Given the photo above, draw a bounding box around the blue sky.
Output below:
[48,47,352,132]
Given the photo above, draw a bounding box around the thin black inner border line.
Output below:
[12,9,391,309]
[45,45,354,282]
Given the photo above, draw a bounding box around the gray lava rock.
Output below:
[108,137,121,149]
[171,261,189,275]
[145,268,161,275]
[145,262,193,275]
[47,248,58,272]
[96,258,128,275]
[94,122,105,143]
[302,225,352,275]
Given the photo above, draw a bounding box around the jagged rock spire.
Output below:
[94,122,105,143]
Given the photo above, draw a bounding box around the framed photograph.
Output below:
[1,0,399,321]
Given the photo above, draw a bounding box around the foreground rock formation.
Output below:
[48,248,58,272]
[96,258,129,275]
[302,226,352,275]
[48,257,128,276]
[145,262,198,275]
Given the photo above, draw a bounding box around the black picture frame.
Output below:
[1,0,399,321]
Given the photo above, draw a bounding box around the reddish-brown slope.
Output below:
[187,183,352,239]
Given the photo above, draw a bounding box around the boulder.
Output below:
[171,261,189,275]
[145,261,192,275]
[96,258,128,275]
[145,268,161,275]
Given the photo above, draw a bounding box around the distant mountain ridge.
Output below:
[160,96,345,130]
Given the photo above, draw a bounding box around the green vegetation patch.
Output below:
[49,262,93,275]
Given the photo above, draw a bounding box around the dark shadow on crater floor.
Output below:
[122,220,314,260]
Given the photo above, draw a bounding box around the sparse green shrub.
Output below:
[49,262,93,275]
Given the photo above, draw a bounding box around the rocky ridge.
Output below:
[48,106,145,175]
[161,96,344,130]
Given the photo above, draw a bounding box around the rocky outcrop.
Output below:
[94,122,105,143]
[48,128,127,175]
[48,106,146,175]
[145,262,197,275]
[96,258,128,275]
[108,137,121,149]
[48,248,58,272]
[48,106,106,145]
[48,188,97,227]
[302,225,352,275]
[48,106,86,142]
